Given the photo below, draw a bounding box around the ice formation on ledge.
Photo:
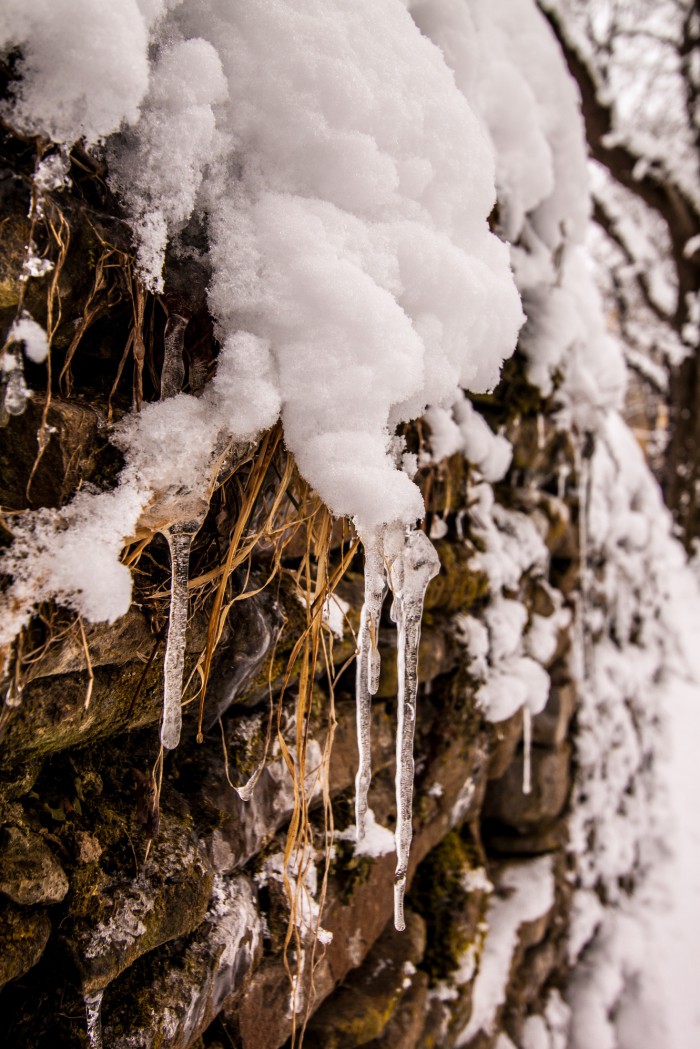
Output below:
[355,525,440,930]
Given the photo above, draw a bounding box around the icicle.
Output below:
[390,529,440,931]
[160,311,188,399]
[572,431,593,686]
[355,531,387,841]
[522,704,532,795]
[160,518,201,751]
[1,351,30,421]
[84,989,104,1049]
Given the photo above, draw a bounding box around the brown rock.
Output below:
[367,970,430,1049]
[304,911,426,1049]
[0,825,69,905]
[487,711,524,780]
[64,815,213,994]
[104,874,262,1049]
[484,744,572,831]
[532,683,577,746]
[0,901,51,988]
[375,626,454,698]
[485,819,568,857]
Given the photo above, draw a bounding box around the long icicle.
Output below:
[391,529,439,931]
[355,531,387,841]
[161,518,201,750]
[522,704,532,795]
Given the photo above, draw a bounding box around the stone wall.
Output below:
[0,126,604,1049]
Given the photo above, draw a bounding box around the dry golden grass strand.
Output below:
[77,615,94,711]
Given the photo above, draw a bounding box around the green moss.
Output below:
[472,352,545,425]
[424,541,489,614]
[408,832,488,982]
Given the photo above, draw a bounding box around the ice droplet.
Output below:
[160,518,201,750]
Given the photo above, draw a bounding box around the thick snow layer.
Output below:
[185,0,524,532]
[0,0,156,145]
[0,0,527,643]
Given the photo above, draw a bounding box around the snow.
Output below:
[9,315,49,364]
[338,808,395,859]
[2,5,700,1042]
[0,0,525,645]
[456,856,555,1045]
[567,564,700,1049]
[0,1,154,145]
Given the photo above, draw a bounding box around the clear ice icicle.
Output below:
[160,312,188,399]
[355,533,387,841]
[161,518,201,750]
[84,988,104,1049]
[522,704,532,795]
[391,529,439,931]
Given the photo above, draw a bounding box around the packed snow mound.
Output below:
[0,0,526,641]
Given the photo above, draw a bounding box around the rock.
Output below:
[484,744,572,831]
[303,910,427,1048]
[409,831,489,984]
[532,683,577,746]
[530,581,556,618]
[103,874,262,1048]
[204,589,284,725]
[485,819,569,857]
[375,626,455,698]
[424,540,488,614]
[199,698,395,874]
[487,711,523,780]
[0,825,69,905]
[0,901,51,987]
[230,691,491,1049]
[64,814,213,994]
[550,518,579,560]
[366,970,430,1049]
[0,657,165,765]
[24,610,153,683]
[0,396,110,512]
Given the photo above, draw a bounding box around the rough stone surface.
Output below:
[0,825,69,905]
[64,815,213,994]
[304,911,426,1048]
[484,744,572,831]
[0,902,51,988]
